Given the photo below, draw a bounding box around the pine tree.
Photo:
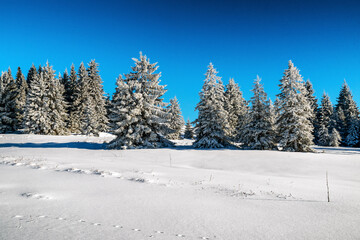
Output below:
[166,96,185,140]
[14,67,28,129]
[184,119,194,139]
[0,68,18,133]
[317,93,334,146]
[108,53,172,149]
[241,76,275,150]
[86,60,109,134]
[46,65,68,135]
[304,80,318,140]
[193,63,229,148]
[276,61,314,152]
[67,64,80,133]
[224,78,248,140]
[23,70,51,134]
[329,128,341,147]
[335,80,359,145]
[26,64,38,87]
[345,118,360,147]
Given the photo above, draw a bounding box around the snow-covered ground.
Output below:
[0,134,359,239]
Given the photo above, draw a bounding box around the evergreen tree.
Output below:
[23,70,51,134]
[86,60,109,134]
[193,63,229,148]
[335,80,359,145]
[67,64,80,133]
[108,53,172,149]
[184,119,194,139]
[304,80,318,140]
[166,96,185,140]
[0,69,17,133]
[224,78,248,140]
[241,76,275,150]
[317,93,334,146]
[329,128,341,147]
[14,67,28,129]
[26,64,38,87]
[345,118,360,147]
[276,61,314,152]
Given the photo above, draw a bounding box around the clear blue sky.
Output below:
[1,0,359,121]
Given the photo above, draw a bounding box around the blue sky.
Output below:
[1,0,359,121]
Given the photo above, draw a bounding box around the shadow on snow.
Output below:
[0,142,106,150]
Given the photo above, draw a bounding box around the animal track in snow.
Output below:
[132,228,141,232]
[20,192,52,200]
[176,234,186,237]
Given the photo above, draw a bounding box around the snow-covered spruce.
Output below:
[108,53,173,149]
[0,69,18,133]
[193,63,229,148]
[241,76,276,150]
[276,61,314,152]
[345,118,360,147]
[329,128,341,147]
[184,119,194,139]
[317,93,334,146]
[304,80,318,140]
[165,97,185,140]
[224,78,248,141]
[67,64,81,133]
[334,80,359,145]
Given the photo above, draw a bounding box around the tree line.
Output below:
[0,53,359,151]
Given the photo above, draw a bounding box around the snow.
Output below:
[0,134,360,239]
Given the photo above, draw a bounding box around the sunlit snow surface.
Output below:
[0,134,359,239]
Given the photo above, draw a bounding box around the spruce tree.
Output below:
[14,67,28,129]
[304,80,318,140]
[86,60,109,133]
[166,96,184,140]
[26,64,38,87]
[317,93,334,146]
[224,78,248,140]
[0,68,18,133]
[345,118,360,147]
[184,119,194,139]
[335,80,359,145]
[276,61,314,152]
[241,76,275,150]
[193,63,229,148]
[23,70,51,134]
[108,53,172,149]
[67,64,80,133]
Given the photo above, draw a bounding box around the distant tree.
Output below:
[26,64,38,87]
[67,64,80,133]
[317,93,334,146]
[108,53,172,149]
[276,61,314,152]
[241,76,275,150]
[193,63,229,148]
[184,119,194,139]
[345,118,360,147]
[224,78,248,141]
[334,80,359,145]
[304,80,318,140]
[166,96,185,140]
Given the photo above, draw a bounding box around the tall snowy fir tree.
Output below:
[304,80,318,140]
[184,119,194,139]
[317,93,334,146]
[86,60,109,134]
[166,97,185,140]
[193,63,229,148]
[0,68,18,133]
[67,64,80,133]
[14,67,28,129]
[45,63,68,135]
[276,61,314,152]
[224,78,248,140]
[23,69,51,134]
[108,53,172,149]
[329,128,341,147]
[26,64,38,87]
[334,81,359,146]
[345,118,360,147]
[241,76,275,150]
